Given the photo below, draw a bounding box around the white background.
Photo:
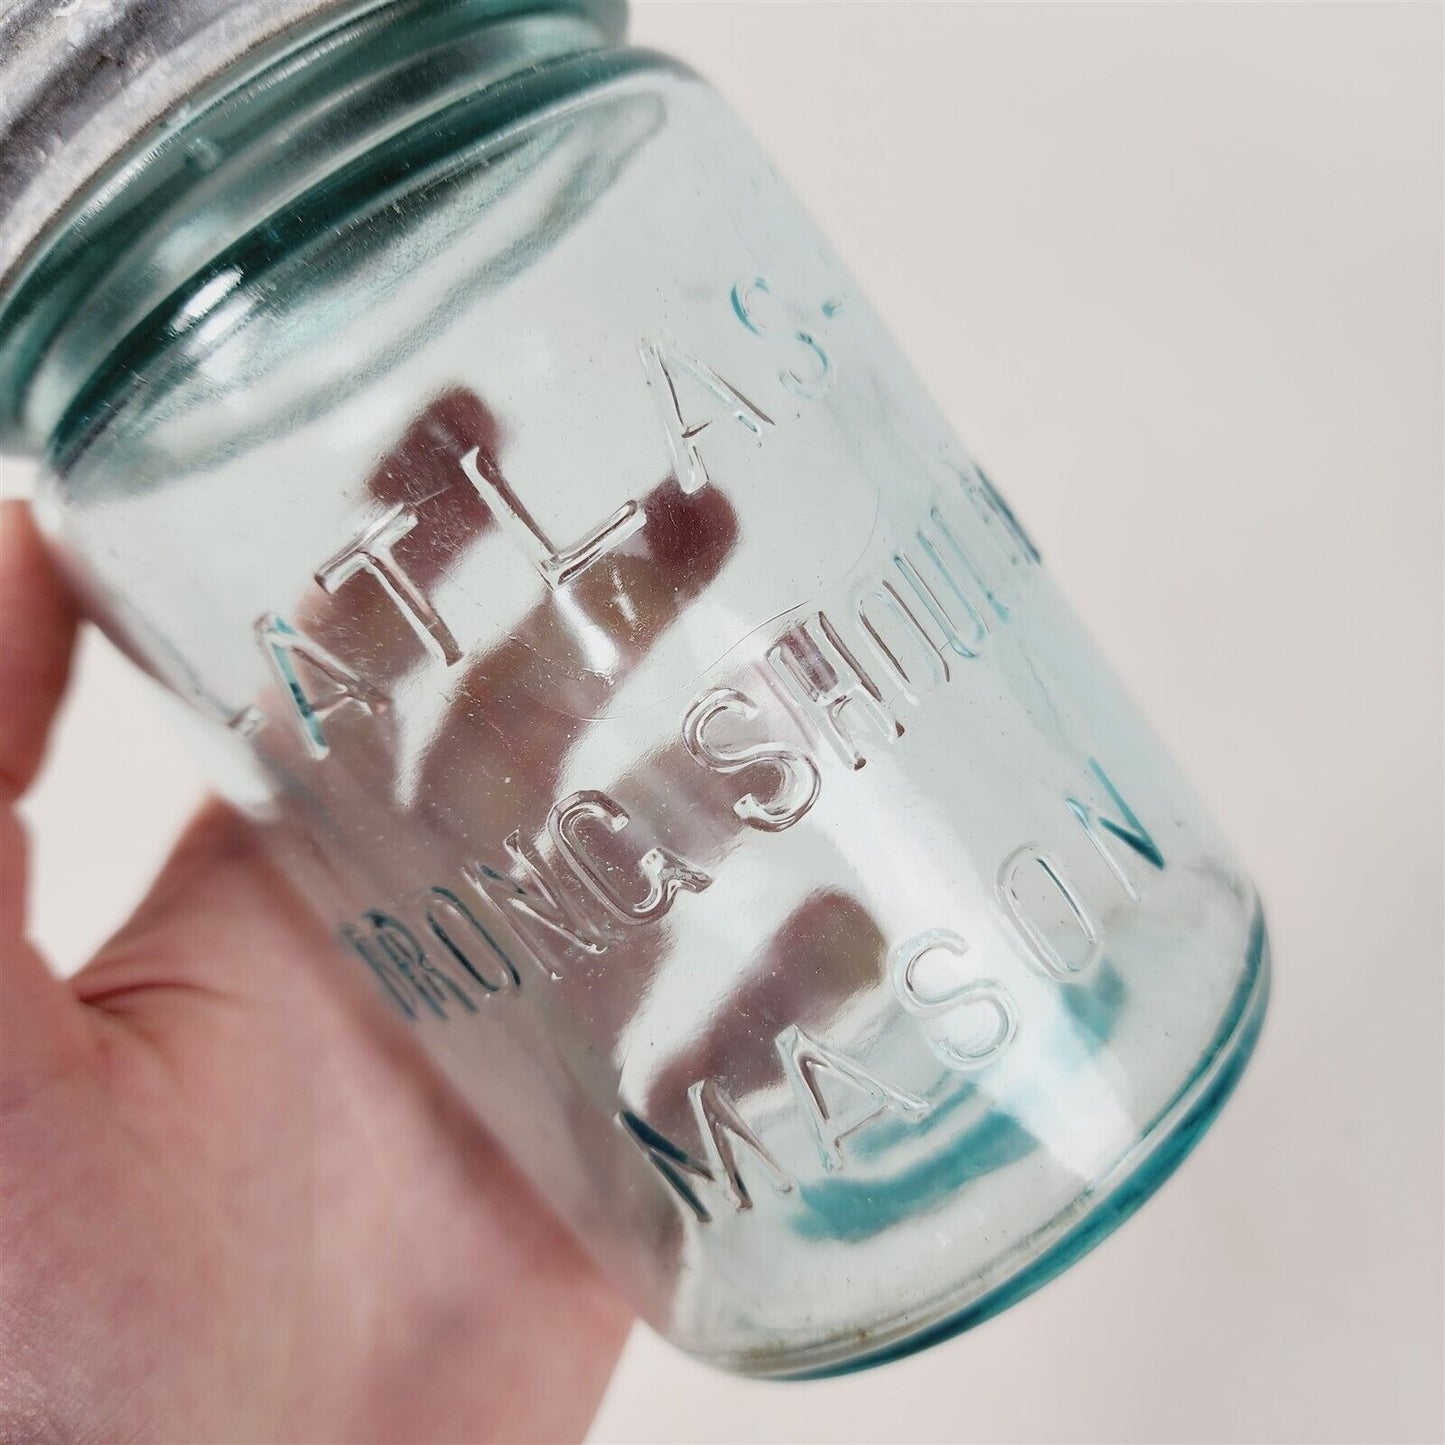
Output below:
[13,3,1443,1442]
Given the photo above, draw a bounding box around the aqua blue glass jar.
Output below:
[0,0,1267,1376]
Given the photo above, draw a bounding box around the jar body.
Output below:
[21,35,1266,1375]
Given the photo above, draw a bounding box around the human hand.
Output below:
[0,500,630,1444]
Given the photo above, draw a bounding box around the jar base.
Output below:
[706,900,1271,1380]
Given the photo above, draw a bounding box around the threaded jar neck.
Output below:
[0,0,627,454]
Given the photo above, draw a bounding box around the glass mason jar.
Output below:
[0,0,1268,1377]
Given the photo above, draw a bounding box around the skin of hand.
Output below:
[0,498,631,1444]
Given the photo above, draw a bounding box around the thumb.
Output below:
[0,501,92,1090]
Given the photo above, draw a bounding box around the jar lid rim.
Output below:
[0,0,626,303]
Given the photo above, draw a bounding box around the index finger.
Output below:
[0,500,78,805]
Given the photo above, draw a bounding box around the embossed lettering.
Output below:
[1066,759,1164,903]
[341,921,418,1019]
[640,337,774,495]
[897,525,989,661]
[854,578,950,703]
[890,930,1019,1070]
[682,686,820,831]
[315,504,461,665]
[932,992,1019,1069]
[620,1078,794,1224]
[459,445,645,589]
[890,928,978,1014]
[551,790,712,924]
[776,1024,929,1171]
[968,462,1042,568]
[997,846,1102,981]
[767,613,902,770]
[730,276,833,399]
[256,612,381,759]
[343,910,476,1020]
[463,830,606,980]
[928,501,1015,625]
[425,886,521,993]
